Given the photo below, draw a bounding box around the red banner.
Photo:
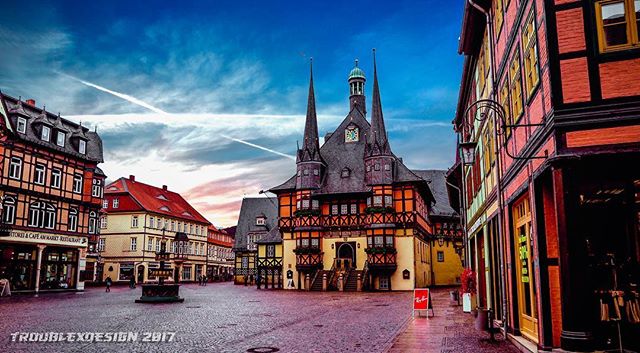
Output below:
[413,288,430,310]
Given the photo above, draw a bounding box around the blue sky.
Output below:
[0,0,464,226]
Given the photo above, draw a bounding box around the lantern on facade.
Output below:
[459,141,477,166]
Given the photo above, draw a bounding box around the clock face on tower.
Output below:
[345,125,359,143]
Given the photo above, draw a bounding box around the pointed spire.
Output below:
[298,58,321,163]
[368,48,391,155]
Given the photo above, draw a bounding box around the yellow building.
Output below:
[99,175,212,284]
[267,59,463,291]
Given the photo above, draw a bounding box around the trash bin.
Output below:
[475,308,489,331]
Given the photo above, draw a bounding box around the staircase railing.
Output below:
[310,269,321,289]
[328,260,339,290]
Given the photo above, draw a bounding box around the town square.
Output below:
[1,0,640,352]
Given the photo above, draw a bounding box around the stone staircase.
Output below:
[310,270,329,291]
[344,269,362,291]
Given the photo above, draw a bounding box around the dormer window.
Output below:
[17,118,26,133]
[56,132,66,147]
[256,217,266,226]
[78,140,86,154]
[41,126,51,141]
[341,168,351,178]
[157,194,168,201]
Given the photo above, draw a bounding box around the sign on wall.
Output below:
[413,288,434,318]
[2,230,88,247]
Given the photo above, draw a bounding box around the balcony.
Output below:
[365,247,397,272]
[294,247,323,271]
[278,211,419,231]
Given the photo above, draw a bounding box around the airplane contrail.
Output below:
[59,72,295,160]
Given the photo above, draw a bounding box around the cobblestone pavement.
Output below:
[388,289,520,353]
[0,283,412,353]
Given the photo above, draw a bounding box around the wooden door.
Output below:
[513,196,538,342]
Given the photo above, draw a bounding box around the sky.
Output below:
[0,0,465,227]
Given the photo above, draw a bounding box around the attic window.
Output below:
[341,168,351,178]
[159,206,170,212]
[256,217,266,226]
[182,211,193,217]
[108,186,118,191]
[41,126,51,142]
[78,139,86,154]
[17,118,26,133]
[157,194,168,201]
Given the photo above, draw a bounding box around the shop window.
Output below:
[2,196,16,224]
[9,157,22,180]
[522,12,540,97]
[34,164,46,185]
[182,266,192,281]
[68,208,78,232]
[509,50,523,121]
[119,263,134,281]
[595,0,640,52]
[72,174,83,194]
[437,251,445,262]
[40,248,78,290]
[51,169,62,188]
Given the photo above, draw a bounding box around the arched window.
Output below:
[88,211,97,234]
[28,202,56,229]
[2,196,16,224]
[68,208,78,232]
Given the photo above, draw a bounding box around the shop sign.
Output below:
[149,269,172,278]
[2,230,88,247]
[413,288,434,317]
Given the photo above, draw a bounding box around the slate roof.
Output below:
[255,226,282,244]
[105,176,211,224]
[0,92,104,163]
[412,169,458,218]
[233,198,278,251]
[270,107,429,197]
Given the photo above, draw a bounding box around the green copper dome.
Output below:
[348,59,366,80]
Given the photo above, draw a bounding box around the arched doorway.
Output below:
[337,242,355,269]
[137,265,145,284]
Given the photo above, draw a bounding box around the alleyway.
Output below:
[387,288,519,353]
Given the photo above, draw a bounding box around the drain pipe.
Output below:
[466,0,510,336]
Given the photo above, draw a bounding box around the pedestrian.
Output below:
[104,276,112,292]
[203,275,207,286]
[129,276,136,289]
[286,269,295,289]
[198,275,202,286]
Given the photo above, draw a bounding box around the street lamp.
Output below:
[459,141,478,166]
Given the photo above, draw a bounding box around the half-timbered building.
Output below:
[454,0,640,351]
[0,94,105,293]
[232,197,277,285]
[269,57,463,292]
[255,226,283,289]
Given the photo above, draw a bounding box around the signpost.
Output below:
[413,288,433,318]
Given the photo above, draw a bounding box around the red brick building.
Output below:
[453,0,640,351]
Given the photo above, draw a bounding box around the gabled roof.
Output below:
[233,198,278,251]
[0,92,104,163]
[412,169,458,218]
[104,176,210,224]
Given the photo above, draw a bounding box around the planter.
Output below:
[449,290,459,303]
[475,308,489,331]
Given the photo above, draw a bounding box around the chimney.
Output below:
[26,99,36,106]
[129,175,135,182]
[162,185,168,191]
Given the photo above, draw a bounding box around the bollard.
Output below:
[305,274,310,291]
[322,273,327,291]
[356,273,362,291]
[338,274,344,291]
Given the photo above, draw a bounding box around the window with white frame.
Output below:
[331,204,338,215]
[100,215,107,229]
[149,217,155,228]
[98,238,105,252]
[34,164,46,185]
[147,237,154,251]
[51,169,62,188]
[56,132,65,147]
[92,179,103,197]
[340,204,348,214]
[68,208,78,232]
[78,139,86,154]
[256,217,265,225]
[112,198,119,208]
[102,199,108,208]
[267,245,275,257]
[41,126,51,141]
[9,157,22,180]
[72,174,82,193]
[16,117,26,133]
[131,216,138,228]
[130,237,137,251]
[350,204,357,214]
[28,202,56,229]
[171,221,175,231]
[156,238,161,252]
[379,276,389,290]
[88,211,97,234]
[2,196,16,224]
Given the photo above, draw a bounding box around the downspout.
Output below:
[468,0,510,332]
